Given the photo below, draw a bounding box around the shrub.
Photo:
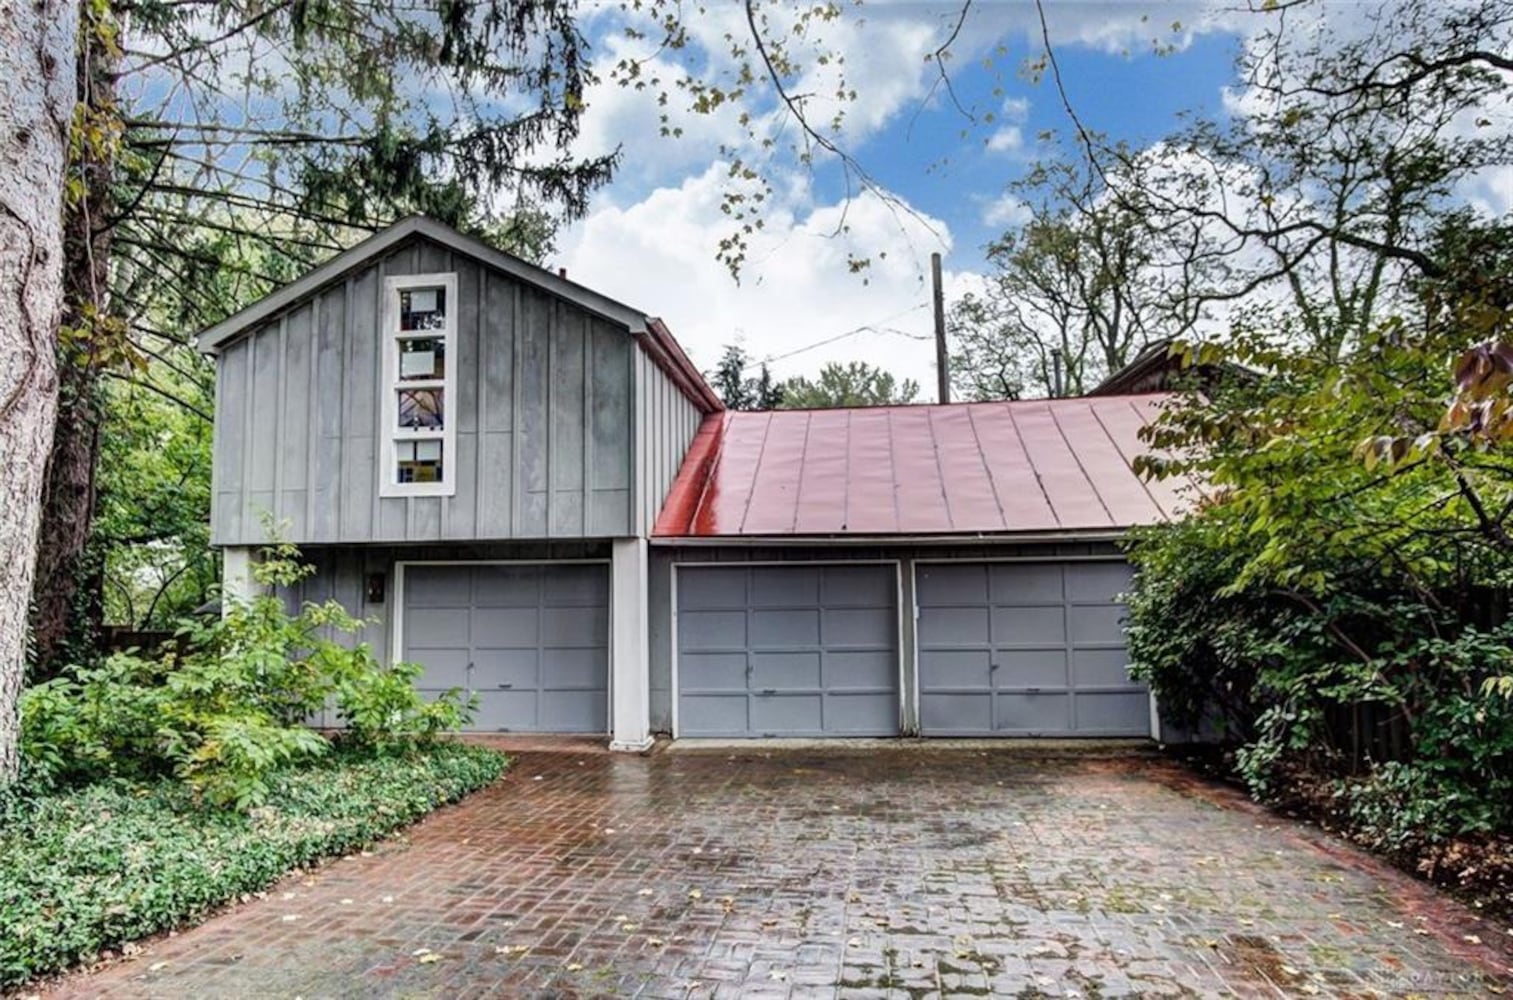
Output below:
[0,742,506,989]
[1126,509,1513,846]
[20,541,474,808]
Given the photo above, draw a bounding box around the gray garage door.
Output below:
[677,565,900,737]
[402,563,608,733]
[916,561,1148,737]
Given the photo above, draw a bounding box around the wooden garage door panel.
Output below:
[403,564,608,733]
[677,565,900,737]
[917,561,1147,737]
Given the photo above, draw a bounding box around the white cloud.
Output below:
[556,165,981,394]
[982,193,1032,229]
[984,95,1031,155]
[1466,165,1513,220]
[986,126,1024,154]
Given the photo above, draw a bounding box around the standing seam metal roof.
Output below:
[652,394,1189,538]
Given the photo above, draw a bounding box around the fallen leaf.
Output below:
[381,895,394,904]
[418,954,441,965]
[340,898,354,905]
[647,937,666,947]
[148,961,170,972]
[1464,934,1483,945]
[688,889,703,900]
[621,923,640,932]
[566,962,584,972]
[769,970,787,981]
[281,914,300,922]
[604,828,616,835]
[637,888,654,896]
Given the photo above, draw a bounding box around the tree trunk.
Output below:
[29,299,107,675]
[29,4,116,678]
[0,0,78,781]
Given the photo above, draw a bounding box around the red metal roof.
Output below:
[652,395,1189,539]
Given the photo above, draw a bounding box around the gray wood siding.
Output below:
[212,236,635,545]
[635,347,706,534]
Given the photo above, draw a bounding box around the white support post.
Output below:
[221,546,260,616]
[609,536,653,752]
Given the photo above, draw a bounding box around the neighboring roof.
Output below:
[653,395,1189,540]
[194,215,722,413]
[1088,337,1256,398]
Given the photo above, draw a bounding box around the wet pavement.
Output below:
[44,741,1513,998]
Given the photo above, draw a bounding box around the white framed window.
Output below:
[380,272,458,497]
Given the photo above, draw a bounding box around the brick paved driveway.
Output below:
[46,743,1513,999]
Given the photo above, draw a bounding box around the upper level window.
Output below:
[381,273,457,497]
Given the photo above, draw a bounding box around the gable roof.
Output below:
[653,394,1190,540]
[194,215,723,412]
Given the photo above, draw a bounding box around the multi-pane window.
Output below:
[382,274,457,495]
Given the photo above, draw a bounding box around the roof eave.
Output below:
[635,319,725,415]
[648,528,1140,547]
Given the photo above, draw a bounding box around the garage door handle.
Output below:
[761,688,777,695]
[990,663,1001,671]
[499,683,513,689]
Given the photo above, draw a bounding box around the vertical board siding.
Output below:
[517,286,551,536]
[280,304,312,538]
[309,285,346,542]
[477,271,515,536]
[212,342,245,542]
[550,303,587,536]
[210,235,636,546]
[635,347,706,535]
[589,319,632,533]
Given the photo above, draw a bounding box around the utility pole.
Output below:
[931,252,950,404]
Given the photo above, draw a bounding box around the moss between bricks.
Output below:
[0,742,506,989]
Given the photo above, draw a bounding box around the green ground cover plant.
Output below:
[0,742,505,988]
[2,541,502,987]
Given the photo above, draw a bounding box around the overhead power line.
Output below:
[738,301,933,373]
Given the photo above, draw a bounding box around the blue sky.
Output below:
[556,2,1252,390]
[852,31,1242,266]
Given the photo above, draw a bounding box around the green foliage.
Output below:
[710,343,785,410]
[21,543,474,809]
[779,361,919,409]
[1126,224,1513,847]
[94,353,215,630]
[1123,517,1267,742]
[0,743,505,988]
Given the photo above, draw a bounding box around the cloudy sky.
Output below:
[552,1,1247,394]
